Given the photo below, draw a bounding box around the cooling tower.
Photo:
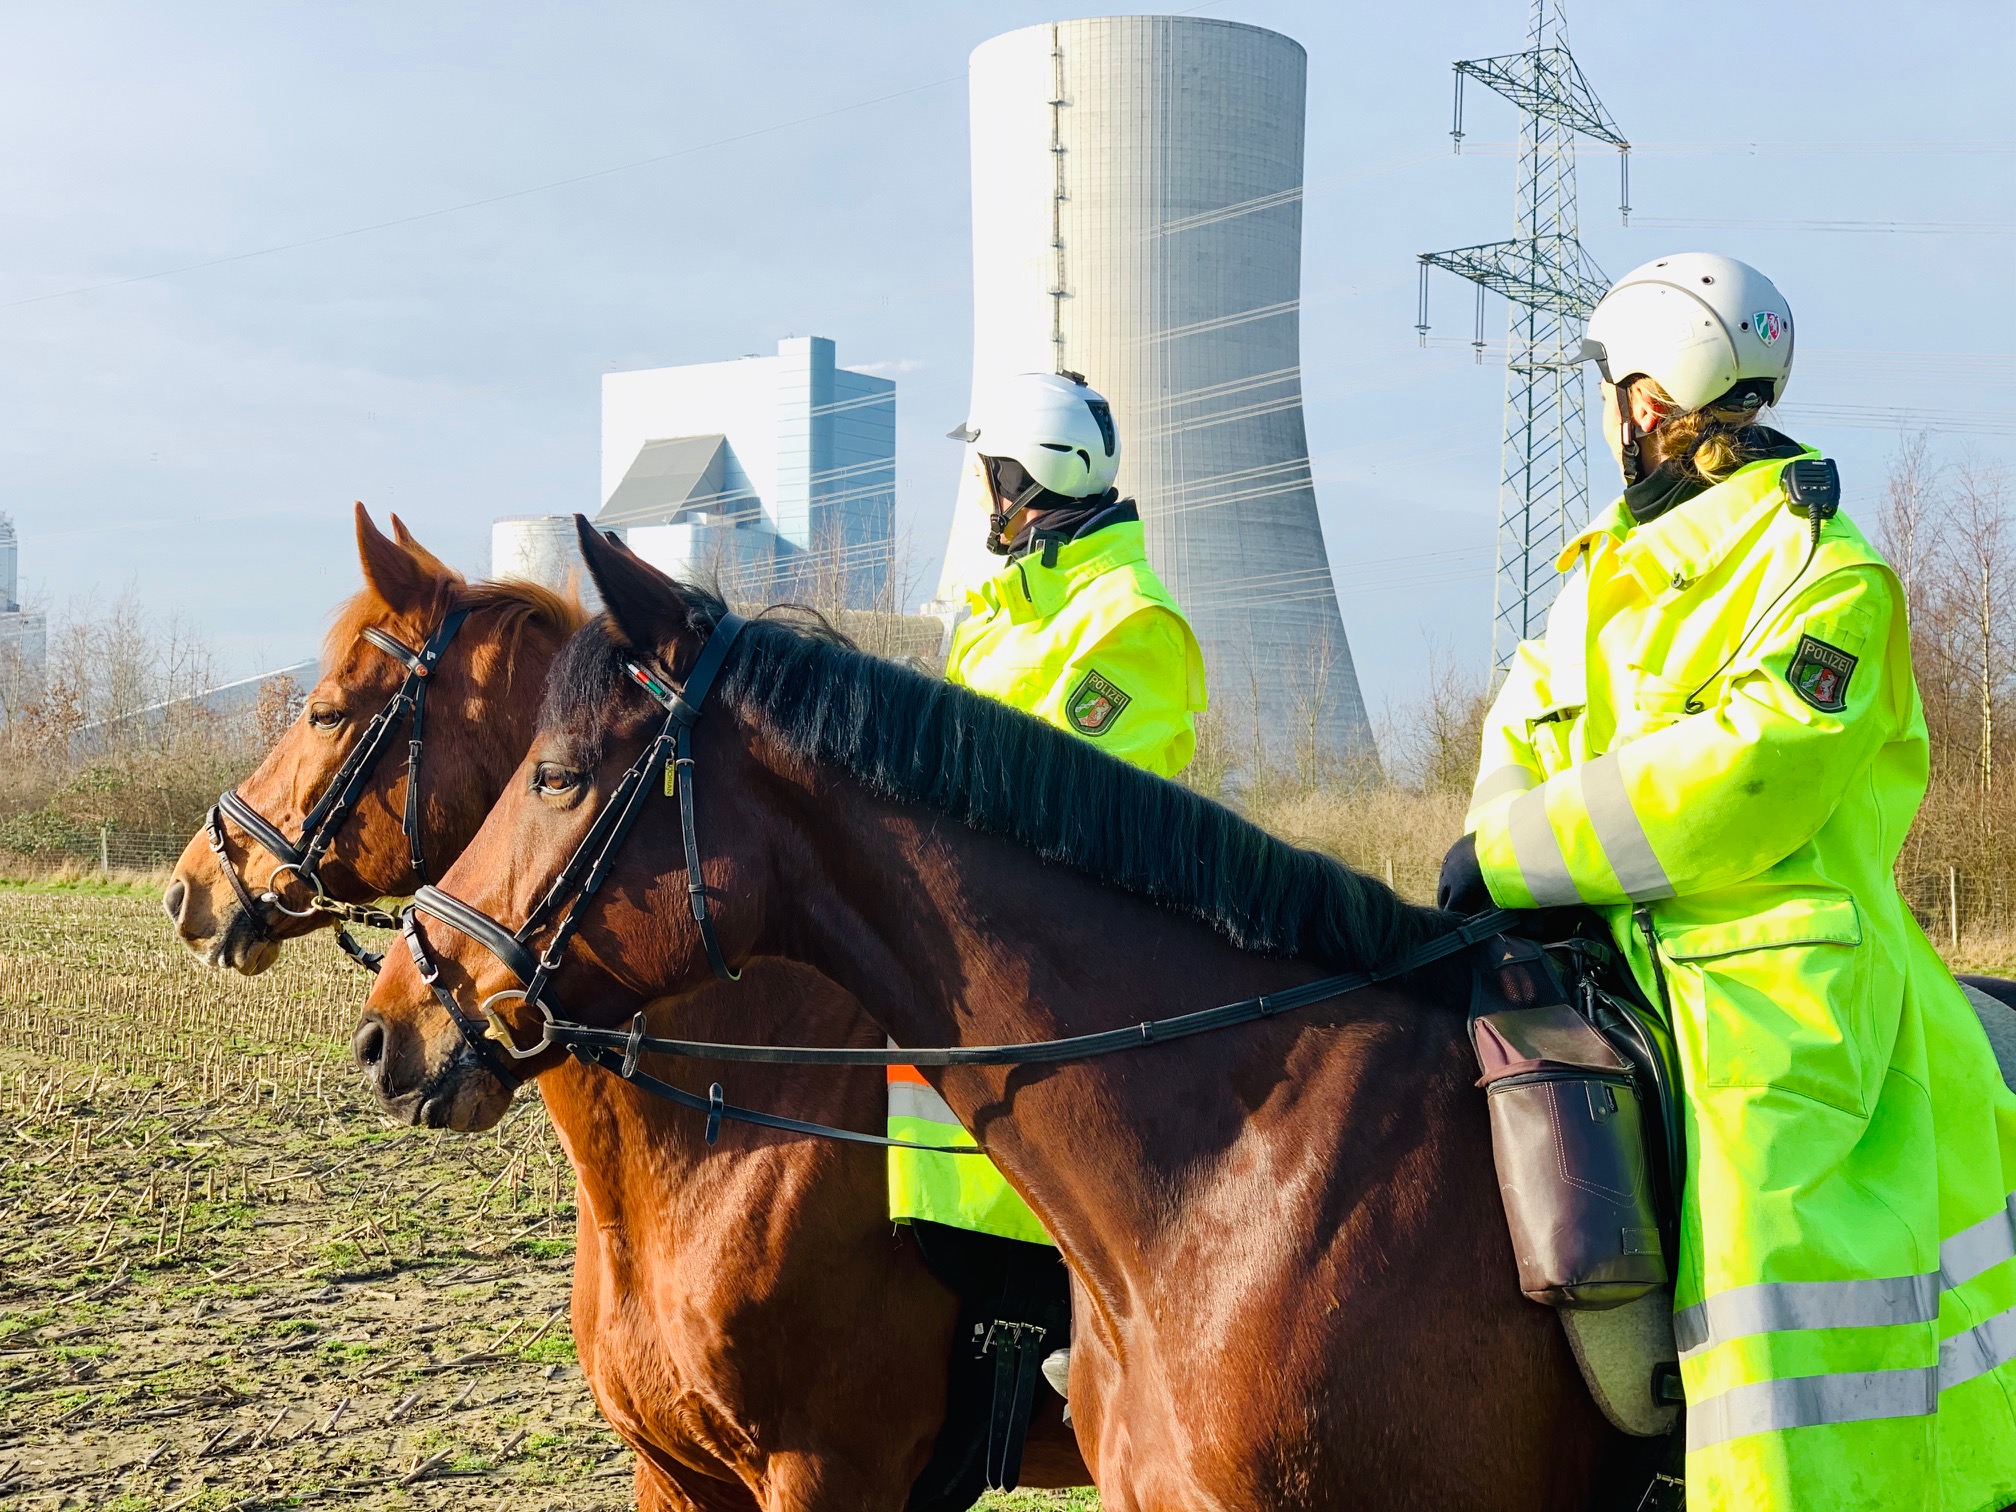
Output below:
[491,515,600,611]
[939,16,1373,767]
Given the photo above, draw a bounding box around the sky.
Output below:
[1,1,2011,721]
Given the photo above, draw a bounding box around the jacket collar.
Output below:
[1558,448,1821,596]
[967,518,1149,624]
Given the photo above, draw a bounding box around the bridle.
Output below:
[395,605,1515,1150]
[207,608,470,972]
[402,610,749,1093]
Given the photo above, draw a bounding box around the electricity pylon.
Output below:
[1416,0,1628,668]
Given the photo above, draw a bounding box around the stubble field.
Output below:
[0,883,1090,1512]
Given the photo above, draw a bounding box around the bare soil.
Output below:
[0,884,1091,1512]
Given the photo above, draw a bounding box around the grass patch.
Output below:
[0,876,162,898]
[521,1332,578,1365]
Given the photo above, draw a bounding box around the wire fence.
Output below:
[1,826,192,876]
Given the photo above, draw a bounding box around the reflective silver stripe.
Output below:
[888,1079,963,1128]
[1505,786,1583,907]
[1940,1298,2016,1391]
[1940,1193,2016,1289]
[1470,764,1537,809]
[1581,752,1675,902]
[1687,1367,1938,1451]
[1674,1273,1941,1358]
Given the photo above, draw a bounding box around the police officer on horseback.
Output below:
[1441,254,2016,1512]
[887,371,1206,1482]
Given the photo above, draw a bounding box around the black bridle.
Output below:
[403,610,748,1096]
[208,608,470,972]
[399,607,1516,1151]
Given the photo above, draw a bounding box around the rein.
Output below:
[207,608,470,973]
[400,605,1517,1153]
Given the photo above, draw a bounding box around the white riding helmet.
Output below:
[948,371,1121,500]
[1581,253,1795,414]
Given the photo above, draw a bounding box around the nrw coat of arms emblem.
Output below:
[1788,634,1856,713]
[1065,669,1131,736]
[1753,310,1787,346]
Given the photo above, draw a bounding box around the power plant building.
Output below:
[938,17,1374,764]
[0,513,47,720]
[597,336,896,608]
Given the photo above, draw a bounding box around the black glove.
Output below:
[1436,832,1492,914]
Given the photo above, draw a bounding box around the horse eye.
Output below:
[533,763,580,795]
[307,706,344,730]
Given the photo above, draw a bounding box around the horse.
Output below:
[167,506,1086,1512]
[355,521,1644,1512]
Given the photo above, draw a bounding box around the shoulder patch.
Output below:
[1788,634,1857,713]
[1065,669,1131,736]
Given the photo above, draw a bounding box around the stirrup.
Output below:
[1041,1346,1071,1424]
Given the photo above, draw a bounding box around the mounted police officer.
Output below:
[890,371,1206,1464]
[1440,253,2016,1511]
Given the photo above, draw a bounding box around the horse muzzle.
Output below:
[353,1008,514,1132]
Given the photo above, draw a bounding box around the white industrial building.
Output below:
[595,335,896,608]
[938,17,1374,765]
[0,513,47,720]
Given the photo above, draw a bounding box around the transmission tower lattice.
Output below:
[1416,0,1628,668]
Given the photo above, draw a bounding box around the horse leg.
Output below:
[632,1443,763,1512]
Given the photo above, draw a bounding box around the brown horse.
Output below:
[356,525,1638,1512]
[168,508,1085,1511]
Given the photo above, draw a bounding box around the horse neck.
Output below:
[536,965,886,1240]
[760,769,1451,1325]
[770,775,1323,1053]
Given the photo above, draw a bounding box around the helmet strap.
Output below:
[1616,379,1647,487]
[985,478,1050,557]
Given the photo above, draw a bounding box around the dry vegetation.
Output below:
[0,885,1093,1512]
[0,883,636,1512]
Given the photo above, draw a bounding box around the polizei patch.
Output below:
[1788,634,1856,713]
[1065,669,1132,736]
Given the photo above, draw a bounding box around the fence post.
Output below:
[99,826,110,876]
[1950,866,1960,951]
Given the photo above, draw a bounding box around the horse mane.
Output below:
[549,586,1443,977]
[324,572,587,678]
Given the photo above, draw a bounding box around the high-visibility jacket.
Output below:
[1467,449,2016,1512]
[889,516,1207,1243]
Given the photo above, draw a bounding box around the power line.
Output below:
[1,75,961,312]
[1630,216,2016,235]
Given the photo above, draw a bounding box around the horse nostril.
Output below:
[163,878,187,926]
[352,1015,388,1076]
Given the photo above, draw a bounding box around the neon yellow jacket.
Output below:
[890,515,1206,1244]
[1467,451,2016,1511]
[944,518,1207,778]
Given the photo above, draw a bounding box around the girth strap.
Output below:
[984,1321,1051,1492]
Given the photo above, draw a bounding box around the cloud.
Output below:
[848,357,928,376]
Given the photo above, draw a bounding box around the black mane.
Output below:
[548,586,1443,976]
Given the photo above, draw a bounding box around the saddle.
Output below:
[1469,926,1686,1441]
[1471,936,2016,1465]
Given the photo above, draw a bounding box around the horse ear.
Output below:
[574,515,689,654]
[386,513,455,582]
[355,503,439,618]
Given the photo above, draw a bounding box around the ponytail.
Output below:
[1639,378,1770,485]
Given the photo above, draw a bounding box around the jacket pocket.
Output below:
[1657,898,1875,1116]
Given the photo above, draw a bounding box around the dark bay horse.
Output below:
[357,525,1626,1511]
[169,507,1085,1511]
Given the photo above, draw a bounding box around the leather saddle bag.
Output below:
[1471,939,1669,1310]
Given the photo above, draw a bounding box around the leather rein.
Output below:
[401,608,1515,1145]
[207,608,470,974]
